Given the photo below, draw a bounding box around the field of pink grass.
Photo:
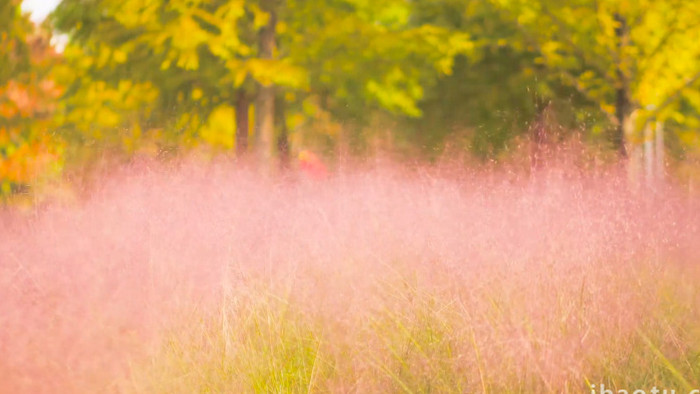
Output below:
[1,158,700,393]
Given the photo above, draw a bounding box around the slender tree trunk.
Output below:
[643,122,654,185]
[255,1,277,165]
[614,13,629,158]
[276,94,290,170]
[530,99,549,171]
[614,89,630,158]
[655,121,665,181]
[235,90,249,156]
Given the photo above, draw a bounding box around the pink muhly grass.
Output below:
[0,158,699,392]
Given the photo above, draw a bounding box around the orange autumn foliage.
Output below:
[0,18,63,193]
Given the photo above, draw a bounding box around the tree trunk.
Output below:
[643,122,654,185]
[235,90,249,156]
[614,13,629,158]
[655,121,665,181]
[614,88,630,158]
[255,1,277,165]
[530,99,549,171]
[276,94,290,170]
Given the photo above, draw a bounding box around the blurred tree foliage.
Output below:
[0,0,62,197]
[3,0,700,196]
[490,0,700,157]
[399,0,597,158]
[50,0,472,162]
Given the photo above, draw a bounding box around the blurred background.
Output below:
[4,0,700,200]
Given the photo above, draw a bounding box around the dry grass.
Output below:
[1,159,699,393]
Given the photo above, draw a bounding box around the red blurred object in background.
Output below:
[298,150,327,179]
